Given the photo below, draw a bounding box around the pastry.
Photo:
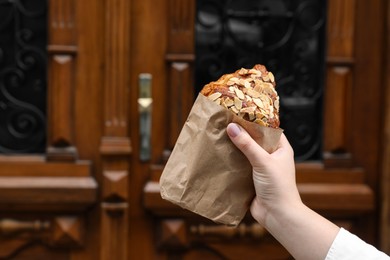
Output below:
[200,64,280,128]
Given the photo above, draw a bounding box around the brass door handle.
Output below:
[138,73,152,161]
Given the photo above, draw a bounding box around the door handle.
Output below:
[138,73,152,161]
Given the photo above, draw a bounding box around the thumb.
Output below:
[226,123,269,167]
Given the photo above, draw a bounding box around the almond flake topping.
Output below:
[274,99,280,110]
[214,98,221,105]
[208,92,222,101]
[249,69,262,76]
[240,106,257,114]
[246,88,261,98]
[238,78,246,87]
[269,105,274,118]
[238,68,248,75]
[228,77,240,85]
[248,112,255,121]
[230,106,239,114]
[253,98,264,108]
[234,97,242,110]
[224,98,234,107]
[244,80,252,89]
[234,87,245,100]
[254,118,267,126]
[268,72,275,83]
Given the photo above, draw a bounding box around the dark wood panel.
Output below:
[380,0,390,253]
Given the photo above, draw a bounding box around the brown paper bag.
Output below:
[160,93,283,226]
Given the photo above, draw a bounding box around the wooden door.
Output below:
[138,0,388,259]
[0,0,101,259]
[0,0,388,259]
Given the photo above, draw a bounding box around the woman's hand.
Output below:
[226,123,301,226]
[227,123,339,260]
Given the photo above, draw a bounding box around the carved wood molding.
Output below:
[0,159,97,211]
[190,223,266,240]
[99,0,131,259]
[144,181,374,218]
[323,0,356,166]
[162,0,195,158]
[0,176,97,211]
[47,0,78,161]
[51,216,85,248]
[167,0,195,53]
[0,219,50,236]
[0,216,86,259]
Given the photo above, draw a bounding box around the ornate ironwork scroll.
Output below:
[195,0,326,160]
[0,0,47,153]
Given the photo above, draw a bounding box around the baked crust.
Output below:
[200,64,280,128]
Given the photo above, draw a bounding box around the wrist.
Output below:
[260,199,340,260]
[250,192,304,229]
[263,198,306,232]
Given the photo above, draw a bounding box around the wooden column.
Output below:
[323,0,356,167]
[99,0,131,259]
[165,0,196,151]
[47,0,78,161]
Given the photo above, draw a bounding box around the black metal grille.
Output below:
[195,0,326,161]
[0,0,47,153]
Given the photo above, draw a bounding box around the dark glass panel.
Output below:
[0,0,47,153]
[195,0,326,161]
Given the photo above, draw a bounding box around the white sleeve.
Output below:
[325,228,390,260]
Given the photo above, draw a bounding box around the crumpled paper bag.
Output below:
[160,93,283,226]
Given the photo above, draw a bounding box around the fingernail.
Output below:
[227,123,241,138]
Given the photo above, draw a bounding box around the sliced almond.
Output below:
[234,97,242,110]
[227,80,235,86]
[248,111,255,121]
[221,99,228,109]
[240,106,257,114]
[214,98,221,105]
[228,86,235,93]
[268,72,275,83]
[253,98,264,108]
[274,98,280,111]
[207,92,222,101]
[260,93,271,103]
[234,87,245,100]
[253,80,265,92]
[249,69,262,76]
[238,68,248,75]
[244,80,252,89]
[263,85,277,96]
[245,95,252,102]
[256,111,265,119]
[236,78,245,87]
[230,106,239,114]
[229,77,240,84]
[262,74,270,82]
[246,88,261,98]
[224,98,234,107]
